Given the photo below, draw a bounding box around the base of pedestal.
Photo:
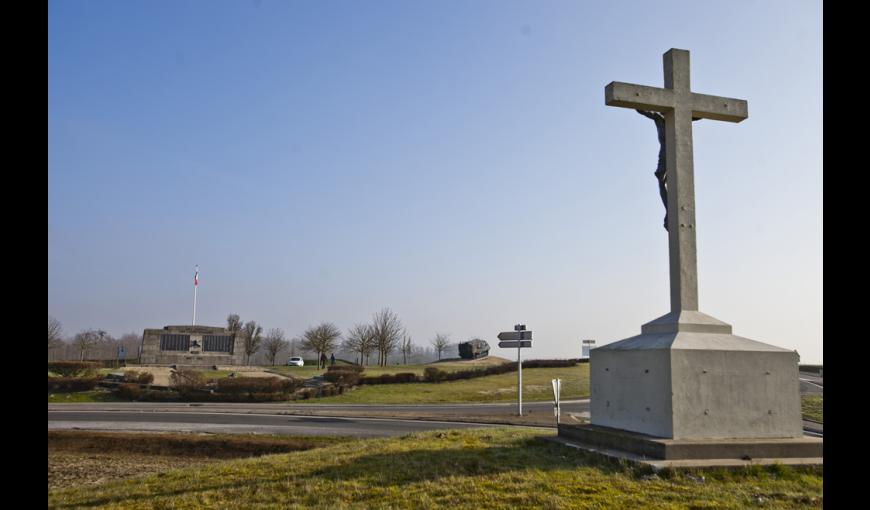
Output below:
[557,423,822,461]
[590,310,803,439]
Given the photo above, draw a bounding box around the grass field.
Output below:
[299,365,590,404]
[264,358,512,379]
[48,389,122,403]
[801,395,823,423]
[48,427,823,509]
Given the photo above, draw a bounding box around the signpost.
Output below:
[497,324,532,416]
[551,378,562,424]
[498,340,531,349]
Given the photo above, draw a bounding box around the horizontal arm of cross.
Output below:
[605,81,674,112]
[690,93,748,122]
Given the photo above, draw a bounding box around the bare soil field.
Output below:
[115,366,291,386]
[48,430,349,490]
[49,451,218,490]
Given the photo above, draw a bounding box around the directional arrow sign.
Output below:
[499,340,531,349]
[497,331,532,341]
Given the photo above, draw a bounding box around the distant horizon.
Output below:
[49,1,822,364]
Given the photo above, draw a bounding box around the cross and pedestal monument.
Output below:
[558,49,821,463]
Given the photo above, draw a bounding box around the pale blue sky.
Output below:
[48,1,822,362]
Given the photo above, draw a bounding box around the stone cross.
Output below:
[605,49,748,313]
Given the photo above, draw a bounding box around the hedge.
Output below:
[423,359,579,383]
[326,365,364,374]
[359,372,420,385]
[48,377,100,392]
[215,377,302,394]
[48,361,99,378]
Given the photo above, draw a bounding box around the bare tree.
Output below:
[401,334,413,364]
[48,316,63,351]
[263,328,288,366]
[242,321,263,366]
[340,329,361,365]
[72,329,100,361]
[361,328,377,366]
[227,314,242,333]
[343,323,375,366]
[372,308,403,366]
[301,322,342,368]
[431,333,451,361]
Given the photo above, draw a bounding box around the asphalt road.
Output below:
[47,400,582,437]
[47,410,503,437]
[47,400,589,415]
[48,397,821,437]
[799,372,824,395]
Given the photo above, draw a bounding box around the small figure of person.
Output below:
[330,353,336,367]
[636,110,701,231]
[320,353,327,369]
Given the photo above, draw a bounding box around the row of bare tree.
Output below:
[48,316,142,361]
[229,308,453,367]
[49,309,461,366]
[225,314,295,366]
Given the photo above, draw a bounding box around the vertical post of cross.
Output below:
[663,49,699,312]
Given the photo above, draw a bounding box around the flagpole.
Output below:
[193,265,198,326]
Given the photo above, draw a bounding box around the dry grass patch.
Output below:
[48,431,352,491]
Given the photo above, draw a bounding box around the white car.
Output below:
[286,357,304,367]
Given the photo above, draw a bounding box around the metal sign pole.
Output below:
[518,342,523,416]
[501,325,531,418]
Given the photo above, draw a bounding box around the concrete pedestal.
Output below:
[557,423,821,461]
[588,310,803,440]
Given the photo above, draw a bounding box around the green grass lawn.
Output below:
[299,365,590,404]
[801,395,823,423]
[48,390,123,403]
[48,427,823,509]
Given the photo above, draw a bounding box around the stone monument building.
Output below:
[139,325,245,366]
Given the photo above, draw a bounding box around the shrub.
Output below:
[123,371,154,384]
[359,372,420,385]
[115,383,142,400]
[296,388,317,400]
[48,361,99,378]
[327,365,364,373]
[216,377,301,394]
[322,371,360,387]
[47,377,99,392]
[423,367,447,382]
[170,369,206,396]
[422,359,577,384]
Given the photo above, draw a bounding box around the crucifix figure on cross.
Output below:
[635,109,702,231]
[605,48,748,313]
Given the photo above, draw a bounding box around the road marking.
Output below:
[799,379,823,390]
